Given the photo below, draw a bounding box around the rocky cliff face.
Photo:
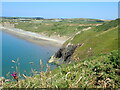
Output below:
[49,44,82,64]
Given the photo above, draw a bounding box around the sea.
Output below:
[0,30,59,79]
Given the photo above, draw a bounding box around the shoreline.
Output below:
[0,27,66,47]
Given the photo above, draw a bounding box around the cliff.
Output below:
[49,19,119,64]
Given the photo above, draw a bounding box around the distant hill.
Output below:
[2,18,106,37]
[95,18,119,32]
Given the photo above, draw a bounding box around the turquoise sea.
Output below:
[1,31,59,79]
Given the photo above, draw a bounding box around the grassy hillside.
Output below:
[3,19,119,88]
[2,18,105,37]
[3,50,120,88]
[64,19,119,61]
[14,22,92,37]
[95,18,119,32]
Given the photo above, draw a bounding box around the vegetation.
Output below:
[3,50,120,88]
[95,18,119,32]
[2,18,119,88]
[14,22,89,37]
[1,17,106,37]
[64,19,119,61]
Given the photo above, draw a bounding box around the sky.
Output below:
[2,2,118,20]
[1,0,119,2]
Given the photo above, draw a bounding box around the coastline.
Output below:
[0,27,66,47]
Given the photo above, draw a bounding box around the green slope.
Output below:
[2,18,105,37]
[95,18,119,31]
[64,19,119,61]
[3,50,120,88]
[3,19,119,88]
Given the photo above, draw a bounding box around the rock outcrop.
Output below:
[49,44,82,64]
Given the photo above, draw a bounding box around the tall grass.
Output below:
[3,50,120,88]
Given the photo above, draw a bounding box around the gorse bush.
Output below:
[109,50,120,68]
[95,18,119,32]
[3,50,120,88]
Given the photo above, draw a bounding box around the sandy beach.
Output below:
[0,27,66,47]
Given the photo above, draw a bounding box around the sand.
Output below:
[0,27,66,47]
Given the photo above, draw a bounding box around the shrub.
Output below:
[109,50,120,68]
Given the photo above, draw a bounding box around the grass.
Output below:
[14,22,96,37]
[95,18,119,32]
[64,19,119,61]
[3,50,120,88]
[2,18,119,88]
[1,18,105,37]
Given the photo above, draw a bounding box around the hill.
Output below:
[62,18,119,61]
[2,18,106,37]
[2,18,119,88]
[3,50,120,88]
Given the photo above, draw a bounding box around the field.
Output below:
[1,17,106,37]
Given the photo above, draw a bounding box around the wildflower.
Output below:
[11,72,18,82]
[12,60,16,63]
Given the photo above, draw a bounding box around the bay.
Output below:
[1,31,59,79]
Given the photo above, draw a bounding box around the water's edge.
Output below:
[0,27,65,47]
[1,30,61,80]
